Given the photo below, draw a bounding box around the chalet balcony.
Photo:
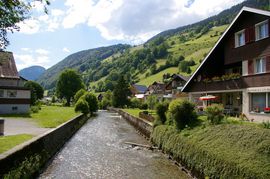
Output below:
[192,77,244,92]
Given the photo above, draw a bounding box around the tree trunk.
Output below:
[66,97,71,106]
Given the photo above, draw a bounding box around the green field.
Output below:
[31,106,79,128]
[122,108,156,119]
[138,67,179,86]
[0,134,33,154]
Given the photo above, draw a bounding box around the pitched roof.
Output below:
[182,6,270,92]
[0,51,19,79]
[171,74,189,82]
[132,84,148,93]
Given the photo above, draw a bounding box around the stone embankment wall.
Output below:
[0,114,88,178]
[109,108,153,138]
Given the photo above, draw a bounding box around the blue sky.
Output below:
[6,0,244,70]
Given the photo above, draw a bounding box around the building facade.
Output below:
[0,52,30,114]
[182,7,270,122]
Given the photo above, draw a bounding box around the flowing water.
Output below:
[39,111,190,179]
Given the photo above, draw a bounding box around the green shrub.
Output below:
[130,97,142,108]
[205,104,224,124]
[146,95,158,110]
[75,99,89,114]
[100,98,111,109]
[151,125,270,178]
[140,103,148,110]
[155,102,169,124]
[30,106,40,113]
[74,89,86,103]
[82,92,98,115]
[168,99,197,130]
[261,120,270,129]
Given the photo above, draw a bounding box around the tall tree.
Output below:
[112,76,130,107]
[0,0,50,49]
[24,81,44,105]
[56,69,85,106]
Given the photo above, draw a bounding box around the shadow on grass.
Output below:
[0,113,31,118]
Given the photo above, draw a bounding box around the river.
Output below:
[39,110,190,179]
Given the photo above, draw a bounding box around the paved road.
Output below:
[3,118,50,136]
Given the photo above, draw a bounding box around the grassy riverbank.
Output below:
[151,124,270,178]
[0,106,79,128]
[31,106,79,128]
[0,134,33,154]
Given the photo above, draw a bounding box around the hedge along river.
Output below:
[39,110,190,179]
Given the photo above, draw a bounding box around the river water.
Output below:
[39,111,190,179]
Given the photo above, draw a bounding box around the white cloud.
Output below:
[21,48,31,52]
[14,53,50,70]
[62,47,70,53]
[17,18,40,34]
[35,49,50,55]
[16,0,245,42]
[62,0,245,43]
[51,9,65,17]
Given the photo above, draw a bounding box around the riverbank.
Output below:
[151,124,270,178]
[109,108,153,138]
[0,113,88,178]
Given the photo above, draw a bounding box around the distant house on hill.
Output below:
[145,81,166,101]
[0,51,30,114]
[182,7,270,122]
[130,84,148,99]
[164,74,189,100]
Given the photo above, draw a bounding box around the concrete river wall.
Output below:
[0,114,88,178]
[108,108,153,138]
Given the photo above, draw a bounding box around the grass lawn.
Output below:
[0,134,33,154]
[138,67,179,86]
[31,106,79,128]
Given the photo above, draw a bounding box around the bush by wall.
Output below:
[155,102,169,124]
[151,124,270,179]
[205,104,224,124]
[168,99,197,130]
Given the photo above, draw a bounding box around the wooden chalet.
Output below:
[182,7,270,121]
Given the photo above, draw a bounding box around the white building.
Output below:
[0,51,31,114]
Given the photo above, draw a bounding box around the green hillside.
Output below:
[37,0,270,92]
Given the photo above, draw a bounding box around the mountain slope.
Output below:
[19,66,46,81]
[38,0,270,91]
[37,44,130,89]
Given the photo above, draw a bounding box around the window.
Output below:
[255,58,266,74]
[12,106,18,111]
[235,30,245,47]
[7,90,17,97]
[255,20,269,41]
[0,90,3,97]
[251,93,266,112]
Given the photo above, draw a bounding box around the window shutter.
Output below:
[266,56,270,72]
[249,26,255,42]
[248,60,254,75]
[245,28,250,43]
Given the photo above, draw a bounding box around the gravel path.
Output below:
[2,118,50,136]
